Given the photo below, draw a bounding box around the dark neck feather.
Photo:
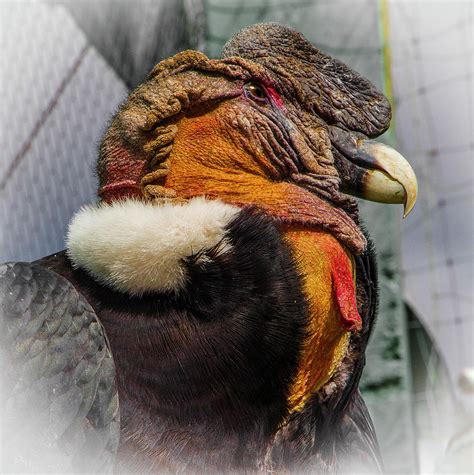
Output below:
[38,251,307,470]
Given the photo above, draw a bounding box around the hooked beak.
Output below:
[329,127,418,217]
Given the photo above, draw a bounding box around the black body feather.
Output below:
[1,208,380,472]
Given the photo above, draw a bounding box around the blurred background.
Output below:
[1,0,472,472]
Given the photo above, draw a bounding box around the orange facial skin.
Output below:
[164,98,362,412]
[165,100,281,195]
[165,100,366,254]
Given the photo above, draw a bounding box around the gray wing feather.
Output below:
[0,262,119,473]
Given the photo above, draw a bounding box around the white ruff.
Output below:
[67,198,239,295]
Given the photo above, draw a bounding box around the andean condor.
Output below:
[0,23,417,473]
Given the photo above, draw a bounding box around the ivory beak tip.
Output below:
[359,141,418,217]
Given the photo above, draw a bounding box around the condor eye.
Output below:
[243,82,268,102]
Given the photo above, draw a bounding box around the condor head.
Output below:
[97,22,417,255]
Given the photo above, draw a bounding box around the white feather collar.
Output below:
[67,198,239,295]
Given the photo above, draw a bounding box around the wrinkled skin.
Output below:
[97,25,415,255]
